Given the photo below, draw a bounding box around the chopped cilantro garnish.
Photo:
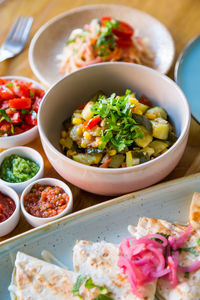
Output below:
[30,89,34,98]
[152,232,170,243]
[72,274,86,297]
[91,90,144,151]
[178,246,199,257]
[6,82,14,87]
[0,109,12,123]
[197,238,200,247]
[21,109,29,115]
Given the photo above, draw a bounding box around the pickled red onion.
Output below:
[118,225,200,297]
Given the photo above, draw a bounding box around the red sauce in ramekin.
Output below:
[0,192,16,223]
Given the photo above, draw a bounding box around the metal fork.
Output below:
[0,16,33,62]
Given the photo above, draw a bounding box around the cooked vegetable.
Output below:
[60,90,177,168]
[151,118,169,140]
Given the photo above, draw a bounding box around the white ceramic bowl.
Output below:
[0,146,44,194]
[0,76,45,148]
[0,184,20,237]
[38,63,190,196]
[29,4,175,87]
[21,177,73,227]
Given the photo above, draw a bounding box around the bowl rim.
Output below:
[0,75,45,142]
[0,184,19,226]
[20,177,73,222]
[0,146,44,187]
[38,62,190,174]
[28,3,175,86]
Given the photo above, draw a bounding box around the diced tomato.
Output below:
[139,95,153,107]
[84,116,101,129]
[9,98,31,110]
[116,37,132,48]
[0,120,11,133]
[6,110,21,124]
[31,87,45,99]
[25,113,37,126]
[14,126,24,135]
[32,97,42,113]
[21,123,32,131]
[0,86,15,100]
[0,79,6,85]
[13,80,32,98]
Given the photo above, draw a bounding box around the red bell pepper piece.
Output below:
[84,116,101,129]
[9,98,31,110]
[139,95,153,107]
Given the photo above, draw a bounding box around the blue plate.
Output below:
[175,35,200,123]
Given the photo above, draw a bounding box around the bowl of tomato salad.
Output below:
[21,177,73,227]
[0,76,45,148]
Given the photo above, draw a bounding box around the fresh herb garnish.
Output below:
[21,109,29,115]
[94,19,119,57]
[85,278,109,295]
[178,247,199,257]
[197,238,200,247]
[30,89,34,98]
[184,272,189,279]
[6,82,14,87]
[91,90,144,151]
[95,296,114,300]
[0,109,12,123]
[72,274,86,297]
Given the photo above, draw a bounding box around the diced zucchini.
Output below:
[165,130,177,147]
[70,125,83,139]
[137,103,149,114]
[135,126,153,148]
[146,107,167,120]
[132,114,152,133]
[126,151,133,167]
[151,118,169,140]
[142,146,155,157]
[109,154,125,168]
[82,101,94,120]
[149,140,168,156]
[72,153,103,165]
[132,151,149,164]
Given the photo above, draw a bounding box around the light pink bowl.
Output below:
[38,63,190,196]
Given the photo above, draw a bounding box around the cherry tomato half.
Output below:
[116,37,132,48]
[113,21,134,38]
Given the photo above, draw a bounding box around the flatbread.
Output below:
[73,240,157,300]
[189,192,200,230]
[9,251,102,300]
[129,217,200,300]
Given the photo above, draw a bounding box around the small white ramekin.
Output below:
[0,184,20,237]
[0,146,44,194]
[20,177,73,227]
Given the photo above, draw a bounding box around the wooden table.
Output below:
[0,0,200,242]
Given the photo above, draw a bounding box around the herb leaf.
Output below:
[184,272,189,279]
[178,247,199,257]
[197,238,200,247]
[72,274,86,296]
[85,278,109,295]
[95,296,114,300]
[0,109,12,123]
[91,90,144,152]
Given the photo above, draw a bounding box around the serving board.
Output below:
[0,173,200,298]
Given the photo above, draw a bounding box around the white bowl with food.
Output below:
[20,177,73,227]
[0,184,20,237]
[38,62,190,196]
[0,146,44,194]
[0,76,45,148]
[29,4,175,86]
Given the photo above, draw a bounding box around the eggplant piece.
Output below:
[132,113,152,134]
